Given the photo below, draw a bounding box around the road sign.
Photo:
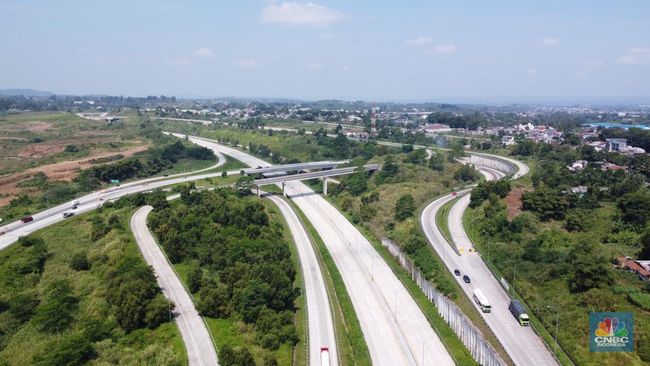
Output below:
[110,179,120,184]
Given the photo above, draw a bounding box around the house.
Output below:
[567,160,588,172]
[618,257,650,281]
[606,138,628,152]
[501,135,516,146]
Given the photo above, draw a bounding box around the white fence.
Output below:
[469,155,515,175]
[382,238,507,366]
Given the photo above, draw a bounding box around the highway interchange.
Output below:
[0,128,554,366]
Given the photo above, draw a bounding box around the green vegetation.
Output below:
[0,205,184,365]
[465,143,650,365]
[148,188,300,365]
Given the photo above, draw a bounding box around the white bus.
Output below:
[473,288,491,313]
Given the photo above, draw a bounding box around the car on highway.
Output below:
[463,275,471,283]
[20,216,34,224]
[71,204,79,210]
[454,269,461,276]
[62,212,74,218]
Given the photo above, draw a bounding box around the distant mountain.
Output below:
[0,89,54,97]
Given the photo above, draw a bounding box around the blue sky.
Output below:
[1,0,649,101]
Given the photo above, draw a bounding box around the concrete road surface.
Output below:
[178,134,455,366]
[131,206,219,366]
[265,194,338,366]
[0,154,231,251]
[420,165,558,365]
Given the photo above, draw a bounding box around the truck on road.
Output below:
[320,347,330,366]
[472,288,491,313]
[509,299,530,326]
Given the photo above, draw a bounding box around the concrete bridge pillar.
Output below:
[282,181,286,196]
[322,177,328,195]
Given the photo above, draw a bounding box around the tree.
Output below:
[618,189,650,230]
[395,194,416,221]
[235,176,255,195]
[428,152,444,171]
[186,263,203,293]
[638,229,650,260]
[569,241,614,293]
[146,190,169,210]
[454,164,478,182]
[405,149,427,165]
[521,187,568,221]
[219,345,255,366]
[376,155,398,184]
[347,165,368,196]
[34,280,78,333]
[513,139,536,156]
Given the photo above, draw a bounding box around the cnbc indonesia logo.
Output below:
[590,313,634,352]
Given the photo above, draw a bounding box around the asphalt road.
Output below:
[265,194,338,366]
[421,163,558,365]
[180,134,455,366]
[131,206,219,366]
[0,154,229,251]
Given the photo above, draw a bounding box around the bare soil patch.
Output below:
[0,144,149,206]
[504,187,531,220]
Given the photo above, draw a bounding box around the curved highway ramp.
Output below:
[131,206,219,366]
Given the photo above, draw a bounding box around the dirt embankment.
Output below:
[504,187,532,220]
[0,144,149,206]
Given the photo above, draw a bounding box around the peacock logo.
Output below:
[595,317,628,338]
[590,312,634,352]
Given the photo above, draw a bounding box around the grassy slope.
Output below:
[0,206,186,365]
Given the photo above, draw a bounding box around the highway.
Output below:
[0,159,234,251]
[421,161,558,365]
[131,206,219,366]
[264,194,338,366]
[179,134,455,366]
[0,139,339,366]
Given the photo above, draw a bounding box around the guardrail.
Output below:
[381,238,506,366]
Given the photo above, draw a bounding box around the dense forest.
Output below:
[148,188,299,365]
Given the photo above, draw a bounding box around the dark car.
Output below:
[71,204,78,210]
[454,269,461,276]
[463,275,471,283]
[20,216,34,223]
[62,212,75,218]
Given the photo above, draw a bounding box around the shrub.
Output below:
[31,334,94,366]
[70,251,90,271]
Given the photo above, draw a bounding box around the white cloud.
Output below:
[306,62,323,70]
[193,47,214,58]
[233,59,260,69]
[616,47,650,65]
[407,36,432,45]
[542,37,560,46]
[425,44,458,54]
[524,67,539,75]
[261,2,344,26]
[570,61,605,79]
[164,58,192,66]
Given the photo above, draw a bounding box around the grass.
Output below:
[0,205,186,365]
[435,196,458,246]
[287,198,372,366]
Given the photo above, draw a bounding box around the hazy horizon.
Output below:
[2,1,649,101]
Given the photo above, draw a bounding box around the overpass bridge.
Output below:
[242,160,348,175]
[253,164,380,196]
